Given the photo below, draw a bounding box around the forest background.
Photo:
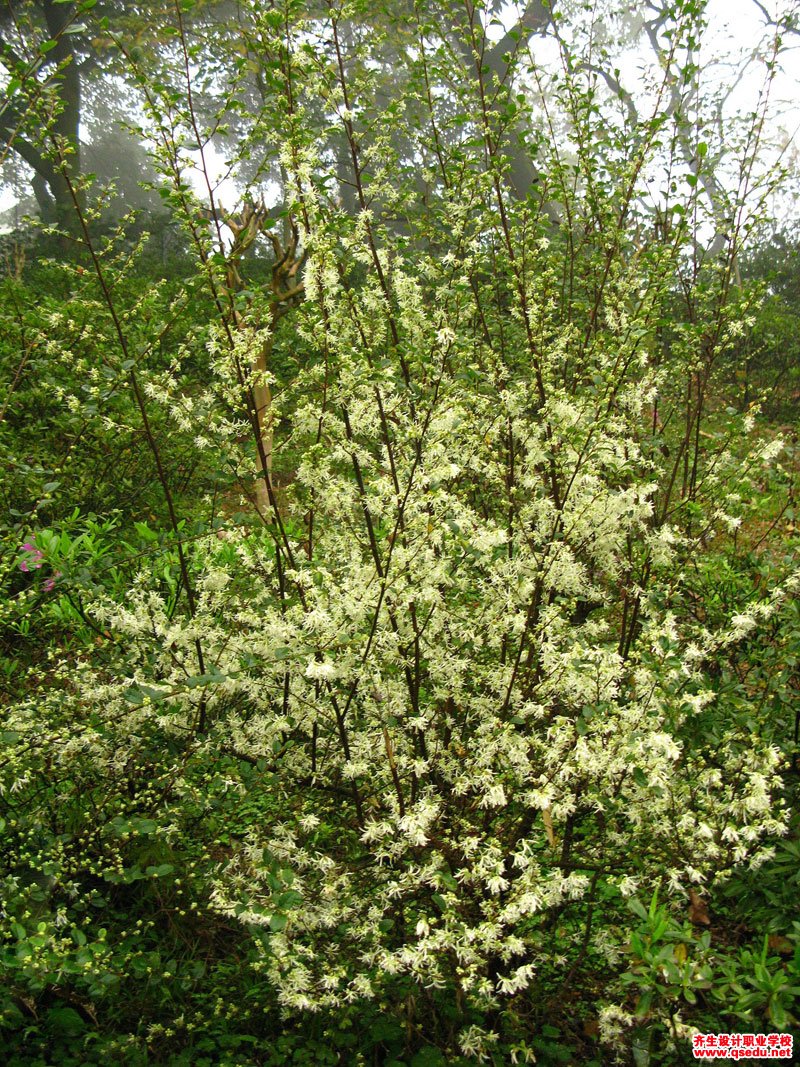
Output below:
[1,0,800,1063]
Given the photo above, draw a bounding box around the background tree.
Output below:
[0,0,85,223]
[0,0,230,225]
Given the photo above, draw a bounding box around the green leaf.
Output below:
[631,1029,652,1067]
[635,991,653,1017]
[628,897,648,921]
[185,672,226,688]
[632,767,649,788]
[45,1006,86,1036]
[129,817,158,834]
[146,863,175,878]
[123,684,169,705]
[134,522,159,542]
[411,1048,446,1066]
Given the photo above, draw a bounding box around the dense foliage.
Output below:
[1,0,799,1063]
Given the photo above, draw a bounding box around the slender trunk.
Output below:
[253,335,274,512]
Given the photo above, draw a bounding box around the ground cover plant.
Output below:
[1,0,799,1063]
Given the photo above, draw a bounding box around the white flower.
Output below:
[487,874,509,895]
[304,659,337,681]
[459,1025,498,1058]
[598,1004,634,1044]
[202,569,230,592]
[618,876,639,897]
[480,784,507,808]
[497,963,535,995]
[761,439,783,463]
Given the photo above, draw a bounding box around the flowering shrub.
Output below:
[1,0,799,1061]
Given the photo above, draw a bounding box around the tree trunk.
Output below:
[41,0,82,226]
[253,335,274,514]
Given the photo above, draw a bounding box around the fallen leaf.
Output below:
[688,890,711,925]
[767,935,793,956]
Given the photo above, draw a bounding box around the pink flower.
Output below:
[20,538,44,572]
[42,570,61,593]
